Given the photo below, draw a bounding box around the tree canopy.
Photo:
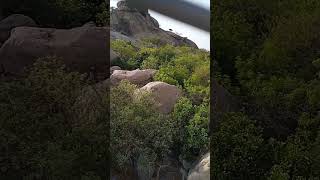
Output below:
[212,0,320,179]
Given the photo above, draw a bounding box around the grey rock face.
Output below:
[110,30,137,44]
[0,14,37,46]
[111,69,157,87]
[0,24,108,76]
[187,153,210,180]
[139,81,181,114]
[110,66,121,74]
[110,1,197,48]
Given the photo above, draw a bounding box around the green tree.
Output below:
[0,57,108,179]
[269,114,320,179]
[211,113,275,179]
[110,81,176,177]
[0,0,108,28]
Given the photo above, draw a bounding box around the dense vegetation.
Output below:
[212,0,320,179]
[110,81,176,177]
[0,2,109,179]
[0,39,209,179]
[0,0,109,27]
[111,39,210,174]
[4,0,320,178]
[0,58,109,179]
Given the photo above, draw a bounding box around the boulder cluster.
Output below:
[109,2,211,179]
[110,67,181,114]
[0,2,225,179]
[110,1,197,48]
[0,15,108,78]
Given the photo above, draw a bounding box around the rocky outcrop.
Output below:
[139,81,181,114]
[187,153,210,180]
[110,30,137,44]
[0,14,37,46]
[110,66,121,74]
[111,69,157,86]
[110,1,197,48]
[0,22,108,76]
[111,1,158,36]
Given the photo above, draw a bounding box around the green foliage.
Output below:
[211,113,274,179]
[165,96,209,163]
[152,46,210,104]
[269,114,320,179]
[231,1,320,137]
[0,57,108,179]
[95,2,109,26]
[268,165,290,180]
[111,40,137,60]
[139,45,177,69]
[171,98,209,161]
[112,40,210,103]
[0,0,108,27]
[212,0,276,78]
[213,0,320,178]
[110,81,176,174]
[155,65,188,86]
[111,40,140,69]
[185,102,209,156]
[140,37,167,47]
[112,40,211,162]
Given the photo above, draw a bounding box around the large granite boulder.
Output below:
[0,14,37,46]
[110,1,197,48]
[139,81,181,114]
[111,69,157,86]
[187,153,210,180]
[0,22,108,76]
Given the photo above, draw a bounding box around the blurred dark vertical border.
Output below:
[105,0,111,180]
[0,0,110,179]
[210,1,214,180]
[209,1,214,179]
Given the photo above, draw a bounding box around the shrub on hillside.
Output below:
[211,113,276,179]
[0,57,109,179]
[110,81,176,177]
[0,0,108,27]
